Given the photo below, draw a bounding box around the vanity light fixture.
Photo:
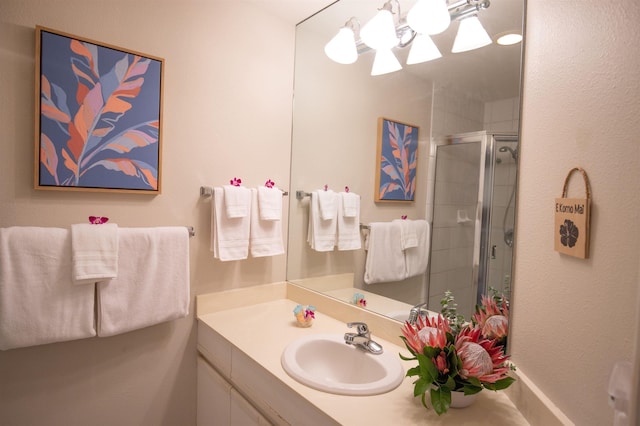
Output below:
[324,0,492,73]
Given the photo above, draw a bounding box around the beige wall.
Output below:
[512,1,640,425]
[0,1,297,424]
[1,0,640,425]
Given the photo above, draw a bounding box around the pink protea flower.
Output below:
[473,295,509,340]
[455,327,511,384]
[401,314,450,355]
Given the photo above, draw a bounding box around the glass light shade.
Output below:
[451,15,492,53]
[324,27,358,64]
[406,0,451,35]
[361,9,398,50]
[406,33,442,65]
[497,33,523,46]
[370,49,402,76]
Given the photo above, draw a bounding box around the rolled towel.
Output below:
[250,188,285,257]
[223,185,251,218]
[316,189,338,221]
[337,193,361,251]
[341,192,359,218]
[257,186,282,221]
[71,223,118,284]
[211,187,251,261]
[307,191,336,251]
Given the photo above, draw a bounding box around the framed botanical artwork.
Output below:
[34,26,164,194]
[374,117,419,202]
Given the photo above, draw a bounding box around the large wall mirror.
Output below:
[287,0,525,323]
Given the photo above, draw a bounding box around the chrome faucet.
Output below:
[344,322,383,354]
[407,302,429,325]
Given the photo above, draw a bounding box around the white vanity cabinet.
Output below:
[197,356,270,426]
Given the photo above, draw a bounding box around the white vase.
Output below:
[450,390,478,408]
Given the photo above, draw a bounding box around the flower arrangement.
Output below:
[399,290,515,415]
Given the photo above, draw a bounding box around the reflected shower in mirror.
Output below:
[287,0,524,322]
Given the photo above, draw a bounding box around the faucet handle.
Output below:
[347,321,369,335]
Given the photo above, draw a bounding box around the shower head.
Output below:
[499,146,518,161]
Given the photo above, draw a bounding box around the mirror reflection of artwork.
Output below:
[375,117,419,202]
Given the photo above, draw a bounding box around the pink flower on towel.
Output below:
[265,179,275,188]
[230,177,242,186]
[89,216,109,224]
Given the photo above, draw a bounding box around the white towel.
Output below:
[307,191,337,252]
[393,218,418,249]
[71,223,118,285]
[341,192,359,218]
[223,185,251,218]
[211,187,251,261]
[363,222,406,284]
[249,189,285,257]
[337,192,361,251]
[97,227,190,337]
[316,189,338,220]
[405,220,431,279]
[257,186,282,221]
[0,227,96,350]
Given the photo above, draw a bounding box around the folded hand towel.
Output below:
[250,188,285,257]
[97,227,190,337]
[71,223,118,285]
[307,190,337,252]
[211,187,251,261]
[223,185,251,218]
[316,189,338,221]
[405,220,431,279]
[341,192,359,218]
[363,222,406,284]
[0,227,96,350]
[337,192,361,251]
[393,218,418,249]
[257,186,282,221]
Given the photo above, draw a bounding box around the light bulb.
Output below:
[407,0,451,35]
[324,27,358,64]
[361,8,398,50]
[452,15,492,53]
[407,33,442,65]
[371,49,402,76]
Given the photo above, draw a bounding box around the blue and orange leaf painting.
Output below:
[38,29,162,191]
[378,118,418,201]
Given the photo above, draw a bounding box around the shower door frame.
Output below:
[428,131,517,315]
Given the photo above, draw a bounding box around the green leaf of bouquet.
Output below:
[484,376,516,391]
[414,377,430,397]
[417,353,438,382]
[423,346,438,358]
[406,366,422,379]
[399,352,417,361]
[442,376,456,391]
[430,387,451,416]
[466,377,482,387]
[462,383,483,395]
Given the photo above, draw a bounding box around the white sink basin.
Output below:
[281,333,404,396]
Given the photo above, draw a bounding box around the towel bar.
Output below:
[200,186,288,197]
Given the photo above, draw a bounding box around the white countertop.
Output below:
[197,288,530,425]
